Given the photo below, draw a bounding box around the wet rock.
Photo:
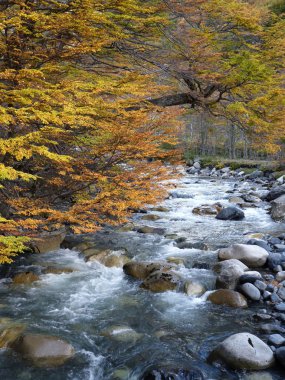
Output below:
[276,271,285,282]
[271,194,285,221]
[192,262,210,270]
[117,223,136,232]
[275,303,285,312]
[240,283,261,301]
[176,241,209,250]
[216,206,245,221]
[247,170,263,179]
[88,249,130,268]
[267,334,285,347]
[151,206,169,212]
[42,267,75,275]
[247,239,271,252]
[239,272,262,284]
[218,244,268,267]
[31,229,66,254]
[102,326,142,342]
[254,280,267,292]
[166,256,185,265]
[141,214,161,221]
[267,252,283,270]
[136,226,166,235]
[275,346,285,368]
[207,289,248,308]
[229,196,245,204]
[123,262,175,281]
[169,191,193,199]
[253,313,273,322]
[259,323,285,334]
[270,293,282,304]
[11,334,75,367]
[140,270,181,293]
[140,367,204,380]
[192,203,222,216]
[214,259,248,290]
[209,332,275,370]
[12,272,40,285]
[0,319,26,349]
[277,287,285,301]
[265,185,285,202]
[184,281,206,297]
[242,372,273,380]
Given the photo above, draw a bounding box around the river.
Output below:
[0,172,284,380]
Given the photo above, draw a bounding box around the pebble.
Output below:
[277,287,285,301]
[254,280,267,292]
[267,334,285,347]
[275,303,285,312]
[276,271,285,282]
[263,291,271,300]
[260,323,285,334]
[270,293,282,304]
[240,283,261,301]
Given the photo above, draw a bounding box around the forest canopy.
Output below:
[0,0,284,263]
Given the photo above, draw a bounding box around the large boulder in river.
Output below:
[12,334,75,367]
[216,206,245,221]
[265,185,285,202]
[207,289,248,308]
[31,229,66,253]
[0,318,26,349]
[270,194,285,222]
[184,281,206,297]
[140,270,181,293]
[213,259,248,289]
[123,261,175,280]
[218,244,268,267]
[209,332,275,370]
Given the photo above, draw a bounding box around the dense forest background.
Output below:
[0,0,284,263]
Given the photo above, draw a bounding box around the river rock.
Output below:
[184,281,206,297]
[216,206,245,221]
[240,283,261,301]
[192,203,222,216]
[276,271,285,282]
[151,206,169,212]
[267,334,285,347]
[209,332,275,370]
[88,249,130,268]
[102,326,142,342]
[166,256,185,265]
[140,367,204,380]
[11,334,75,367]
[12,272,40,285]
[42,267,75,275]
[141,214,161,221]
[271,195,285,221]
[265,185,285,202]
[207,289,248,308]
[176,241,209,250]
[218,244,268,267]
[229,196,245,204]
[213,259,248,289]
[239,272,262,284]
[136,226,166,235]
[0,319,26,349]
[140,270,181,293]
[275,346,285,368]
[242,372,273,380]
[246,239,271,252]
[123,262,175,280]
[31,229,66,253]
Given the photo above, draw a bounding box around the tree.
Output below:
[0,0,181,263]
[125,0,285,151]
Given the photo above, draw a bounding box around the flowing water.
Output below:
[0,173,284,380]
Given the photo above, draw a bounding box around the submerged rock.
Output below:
[12,272,40,285]
[184,281,206,297]
[0,319,26,349]
[216,206,244,221]
[141,214,161,221]
[12,334,75,367]
[102,326,142,342]
[207,289,248,308]
[209,332,275,370]
[136,226,166,235]
[218,244,268,267]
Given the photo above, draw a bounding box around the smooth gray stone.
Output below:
[268,334,285,347]
[254,280,267,292]
[275,303,285,312]
[240,283,261,301]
